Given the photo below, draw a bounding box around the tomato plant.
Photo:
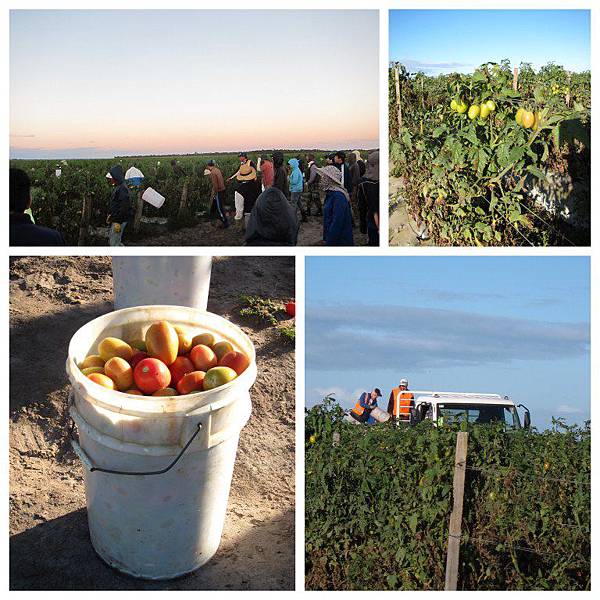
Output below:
[389,61,590,246]
[305,399,590,590]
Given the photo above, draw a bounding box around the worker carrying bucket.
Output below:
[348,388,390,424]
[387,378,414,424]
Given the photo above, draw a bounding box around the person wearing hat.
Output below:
[333,151,353,197]
[356,150,380,246]
[228,152,256,181]
[350,388,382,424]
[317,165,354,246]
[205,160,229,228]
[106,165,132,246]
[352,150,366,178]
[236,163,261,231]
[387,378,414,424]
[288,158,307,222]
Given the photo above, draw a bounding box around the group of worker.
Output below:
[349,379,414,425]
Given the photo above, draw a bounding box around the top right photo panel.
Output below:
[388,9,591,247]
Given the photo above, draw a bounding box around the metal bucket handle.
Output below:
[68,390,203,476]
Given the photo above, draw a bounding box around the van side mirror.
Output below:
[517,404,531,429]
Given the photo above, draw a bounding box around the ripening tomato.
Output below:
[485,100,496,112]
[81,366,104,376]
[177,371,206,395]
[174,326,193,355]
[130,351,149,370]
[515,107,525,126]
[219,351,250,376]
[125,389,144,395]
[479,103,491,119]
[104,356,134,391]
[98,337,134,362]
[285,302,296,317]
[134,358,171,395]
[81,354,105,369]
[192,332,215,347]
[145,321,179,366]
[203,366,237,391]
[212,341,234,362]
[130,339,147,352]
[456,100,468,114]
[87,372,116,390]
[450,99,458,111]
[190,344,218,371]
[152,387,178,397]
[468,105,480,120]
[169,355,195,385]
[522,110,535,129]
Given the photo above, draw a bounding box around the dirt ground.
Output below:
[389,176,434,247]
[9,256,295,591]
[92,213,368,247]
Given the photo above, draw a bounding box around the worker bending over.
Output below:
[349,388,382,424]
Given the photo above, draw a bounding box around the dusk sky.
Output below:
[10,10,379,159]
[389,10,590,76]
[306,257,590,431]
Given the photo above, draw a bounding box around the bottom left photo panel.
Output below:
[9,255,296,591]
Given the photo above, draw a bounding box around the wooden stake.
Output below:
[566,72,571,108]
[78,196,91,246]
[178,178,189,218]
[133,188,144,234]
[394,67,403,131]
[513,67,519,92]
[444,431,468,591]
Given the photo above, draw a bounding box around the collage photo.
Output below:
[6,2,593,594]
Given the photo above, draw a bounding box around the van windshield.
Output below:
[437,404,520,429]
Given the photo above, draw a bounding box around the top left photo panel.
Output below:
[9,9,380,248]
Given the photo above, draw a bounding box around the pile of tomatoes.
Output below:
[79,320,250,397]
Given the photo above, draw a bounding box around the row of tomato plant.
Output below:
[11,151,329,244]
[389,61,590,246]
[305,398,590,590]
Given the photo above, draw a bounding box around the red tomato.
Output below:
[169,356,195,385]
[130,351,149,370]
[133,358,171,395]
[219,351,250,376]
[285,301,296,317]
[190,344,217,371]
[177,371,206,395]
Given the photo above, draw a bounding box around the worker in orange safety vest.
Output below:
[387,378,414,423]
[349,388,382,424]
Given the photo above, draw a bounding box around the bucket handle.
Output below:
[68,391,203,476]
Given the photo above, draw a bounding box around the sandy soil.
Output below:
[93,213,368,247]
[9,256,295,590]
[389,176,434,247]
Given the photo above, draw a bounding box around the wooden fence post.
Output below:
[444,431,469,591]
[513,67,519,92]
[394,67,403,132]
[78,196,91,246]
[566,72,571,108]
[133,188,144,234]
[178,178,189,218]
[332,431,340,447]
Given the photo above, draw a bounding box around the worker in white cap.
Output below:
[387,378,414,424]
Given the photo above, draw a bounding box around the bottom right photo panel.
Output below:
[304,256,590,591]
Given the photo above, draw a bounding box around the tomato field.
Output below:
[305,398,590,590]
[10,150,330,245]
[389,61,591,246]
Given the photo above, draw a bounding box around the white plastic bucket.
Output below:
[142,187,165,208]
[112,257,212,311]
[66,305,257,580]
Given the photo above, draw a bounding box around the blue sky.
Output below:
[305,257,590,430]
[389,10,590,75]
[10,10,378,159]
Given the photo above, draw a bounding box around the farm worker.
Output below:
[325,153,335,165]
[229,152,256,181]
[387,378,414,423]
[349,388,382,424]
[236,164,261,231]
[288,158,307,222]
[348,153,361,223]
[107,165,132,246]
[356,150,380,246]
[353,150,366,178]
[244,187,298,246]
[9,168,65,246]
[333,151,353,197]
[305,153,322,217]
[316,165,354,246]
[258,155,274,190]
[272,151,289,198]
[205,160,229,228]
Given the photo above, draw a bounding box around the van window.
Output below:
[437,404,520,429]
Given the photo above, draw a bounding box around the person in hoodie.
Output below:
[288,158,307,222]
[271,151,289,198]
[244,187,298,246]
[316,165,354,246]
[107,165,132,246]
[356,150,380,246]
